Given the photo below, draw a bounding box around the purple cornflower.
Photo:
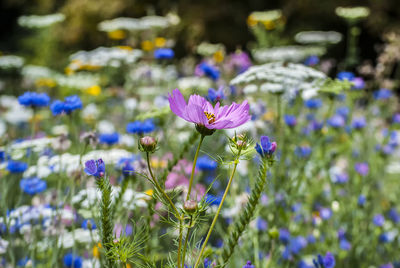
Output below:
[313,252,335,268]
[352,77,365,90]
[255,136,277,158]
[243,261,255,268]
[373,214,385,227]
[339,239,351,251]
[392,113,400,124]
[168,89,250,133]
[84,159,105,178]
[373,88,392,100]
[354,162,369,176]
[207,87,225,103]
[327,115,345,128]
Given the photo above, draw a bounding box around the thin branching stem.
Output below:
[186,135,205,201]
[193,149,242,268]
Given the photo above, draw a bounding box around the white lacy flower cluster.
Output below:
[0,55,25,69]
[21,149,134,178]
[252,46,326,63]
[0,205,57,235]
[0,95,32,124]
[249,10,282,22]
[230,62,327,99]
[295,31,343,45]
[69,47,143,69]
[335,6,370,21]
[177,76,212,90]
[22,65,55,80]
[72,187,149,210]
[98,15,172,32]
[18,13,65,28]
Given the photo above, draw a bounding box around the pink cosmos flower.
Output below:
[168,89,251,130]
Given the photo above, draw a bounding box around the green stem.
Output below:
[145,152,181,217]
[177,219,184,268]
[186,135,205,201]
[181,216,193,268]
[194,150,242,268]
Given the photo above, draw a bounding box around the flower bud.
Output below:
[139,136,157,153]
[184,200,198,213]
[195,124,216,136]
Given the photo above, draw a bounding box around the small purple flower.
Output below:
[352,77,365,90]
[314,252,335,268]
[279,228,291,244]
[168,89,250,131]
[319,207,332,220]
[392,113,400,124]
[373,214,385,227]
[84,159,105,178]
[243,261,255,268]
[388,208,400,224]
[295,146,312,158]
[337,71,355,81]
[354,162,369,176]
[255,136,277,158]
[333,173,348,184]
[304,55,320,66]
[358,195,366,206]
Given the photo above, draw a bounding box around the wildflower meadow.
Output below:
[1,1,400,268]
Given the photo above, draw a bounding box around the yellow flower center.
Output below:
[204,111,216,124]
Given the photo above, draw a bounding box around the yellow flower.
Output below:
[154,37,166,47]
[85,85,101,96]
[126,264,132,268]
[35,78,56,88]
[108,30,126,40]
[141,40,154,51]
[213,50,224,63]
[93,243,102,258]
[145,189,153,197]
[247,15,257,27]
[263,20,275,30]
[65,66,74,75]
[117,46,133,51]
[262,111,275,121]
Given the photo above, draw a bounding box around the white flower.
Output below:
[82,103,100,120]
[0,55,24,69]
[98,15,171,32]
[252,46,326,63]
[295,31,343,45]
[97,120,115,134]
[177,76,212,90]
[4,105,33,124]
[0,238,9,254]
[335,6,370,20]
[18,13,65,28]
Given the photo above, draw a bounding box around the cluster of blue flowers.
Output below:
[50,95,83,115]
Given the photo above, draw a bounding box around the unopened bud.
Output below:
[184,200,198,213]
[139,136,157,153]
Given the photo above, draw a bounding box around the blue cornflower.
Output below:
[205,194,221,206]
[7,160,28,173]
[255,136,277,158]
[63,253,82,268]
[50,100,65,115]
[327,115,345,128]
[339,239,351,250]
[388,208,400,224]
[17,257,30,267]
[204,258,212,268]
[19,177,47,195]
[307,234,316,244]
[304,98,322,109]
[279,228,291,244]
[379,232,394,243]
[310,120,324,132]
[18,92,50,107]
[126,119,155,134]
[199,62,220,80]
[82,219,97,230]
[373,88,392,100]
[256,217,268,231]
[392,114,400,124]
[0,151,5,162]
[337,71,355,81]
[154,48,174,59]
[99,132,119,145]
[243,261,255,268]
[207,87,225,102]
[351,116,366,130]
[50,95,82,115]
[196,155,217,171]
[358,195,366,206]
[373,214,385,227]
[295,146,312,158]
[288,236,308,255]
[84,158,105,178]
[117,157,135,176]
[64,95,83,113]
[332,173,348,184]
[284,115,297,127]
[354,162,369,176]
[304,55,319,66]
[319,207,332,220]
[313,252,335,268]
[335,106,350,119]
